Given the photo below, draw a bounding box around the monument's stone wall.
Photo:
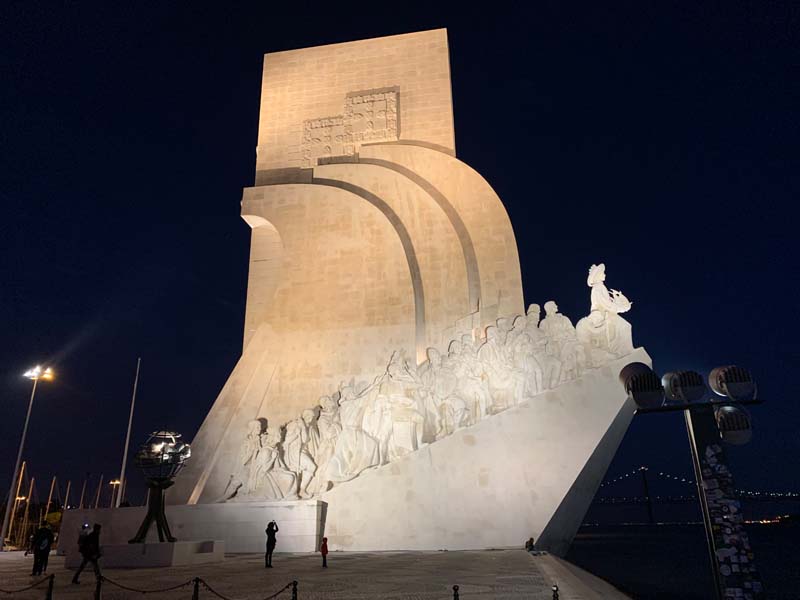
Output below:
[168,32,641,561]
[256,29,455,178]
[170,30,526,507]
[60,500,324,554]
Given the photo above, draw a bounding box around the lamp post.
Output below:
[1,366,53,551]
[109,480,121,508]
[620,363,764,599]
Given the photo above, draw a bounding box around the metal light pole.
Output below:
[64,480,72,510]
[109,480,121,508]
[8,461,26,538]
[93,474,104,509]
[78,475,88,509]
[620,363,765,600]
[116,358,141,508]
[19,477,35,548]
[0,366,53,551]
[44,476,56,522]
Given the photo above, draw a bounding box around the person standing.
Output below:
[320,536,328,568]
[72,524,102,584]
[265,521,279,568]
[30,522,54,576]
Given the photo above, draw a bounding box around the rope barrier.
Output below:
[101,575,195,594]
[0,575,53,594]
[200,579,295,600]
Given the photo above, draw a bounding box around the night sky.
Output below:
[2,2,798,507]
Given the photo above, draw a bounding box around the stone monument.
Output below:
[62,29,651,557]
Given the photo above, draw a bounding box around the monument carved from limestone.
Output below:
[154,29,652,554]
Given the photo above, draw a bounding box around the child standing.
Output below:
[320,537,328,568]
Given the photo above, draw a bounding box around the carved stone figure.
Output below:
[217,419,264,502]
[525,304,562,390]
[540,301,585,382]
[301,408,320,461]
[455,334,491,421]
[282,417,317,498]
[508,315,544,396]
[478,326,525,414]
[363,352,426,462]
[326,383,380,484]
[248,428,298,500]
[586,264,634,357]
[310,395,341,495]
[576,311,616,367]
[418,347,459,441]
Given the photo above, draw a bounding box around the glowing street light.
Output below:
[0,365,54,551]
[109,479,122,508]
[23,366,54,381]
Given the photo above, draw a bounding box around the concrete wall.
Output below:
[60,500,324,555]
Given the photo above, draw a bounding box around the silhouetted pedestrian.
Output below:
[265,520,279,568]
[320,536,328,568]
[30,522,54,576]
[72,524,102,584]
[525,537,535,552]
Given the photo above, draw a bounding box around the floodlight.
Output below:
[619,362,664,409]
[24,365,53,381]
[662,371,706,403]
[715,405,753,445]
[709,366,757,402]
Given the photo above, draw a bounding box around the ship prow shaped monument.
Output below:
[165,29,651,555]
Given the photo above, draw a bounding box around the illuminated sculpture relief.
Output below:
[221,264,637,502]
[301,89,399,168]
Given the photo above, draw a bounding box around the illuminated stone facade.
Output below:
[165,29,648,555]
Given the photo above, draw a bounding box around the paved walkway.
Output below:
[0,549,629,599]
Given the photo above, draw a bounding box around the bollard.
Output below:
[291,580,298,600]
[452,584,460,599]
[45,575,54,600]
[192,577,201,600]
[94,576,103,600]
[552,583,559,600]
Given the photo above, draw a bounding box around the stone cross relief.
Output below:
[218,264,635,503]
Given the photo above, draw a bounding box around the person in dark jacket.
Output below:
[71,524,102,584]
[265,521,279,568]
[30,523,55,576]
[320,537,329,568]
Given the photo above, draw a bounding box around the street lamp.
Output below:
[109,480,121,508]
[619,363,764,599]
[0,365,54,551]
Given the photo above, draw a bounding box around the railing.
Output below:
[0,574,560,598]
[99,576,298,600]
[0,574,54,599]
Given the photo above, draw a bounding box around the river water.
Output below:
[566,522,799,599]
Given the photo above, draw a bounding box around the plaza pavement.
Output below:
[0,549,629,599]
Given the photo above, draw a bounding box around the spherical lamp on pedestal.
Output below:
[128,431,191,544]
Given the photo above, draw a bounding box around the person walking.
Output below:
[72,524,102,584]
[29,522,54,576]
[265,521,279,568]
[320,536,328,568]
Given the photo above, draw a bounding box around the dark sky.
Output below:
[1,2,798,507]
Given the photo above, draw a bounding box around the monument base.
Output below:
[60,500,323,555]
[65,540,225,568]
